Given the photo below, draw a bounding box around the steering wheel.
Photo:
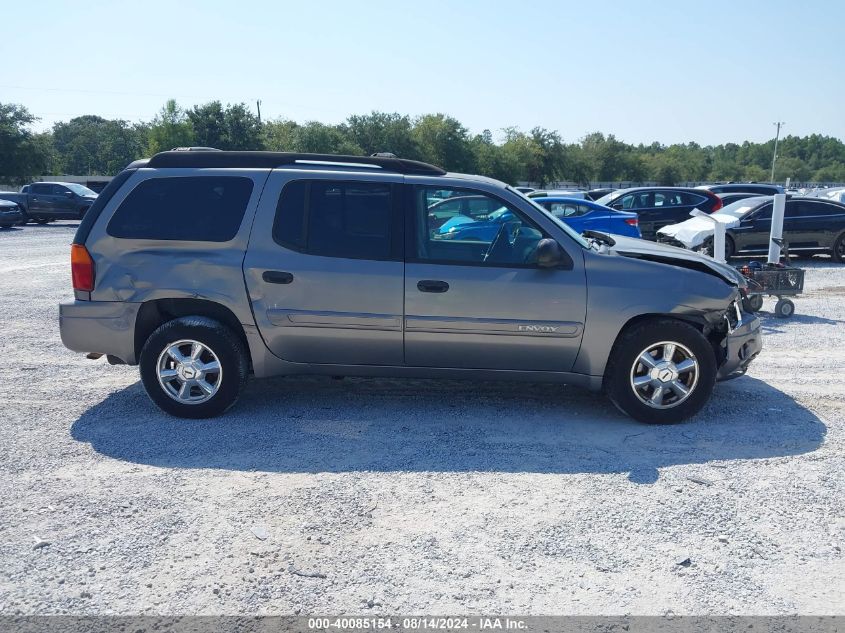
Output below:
[484,221,519,262]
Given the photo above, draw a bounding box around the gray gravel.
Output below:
[0,223,843,615]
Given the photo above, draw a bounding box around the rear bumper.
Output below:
[716,312,762,381]
[59,301,142,364]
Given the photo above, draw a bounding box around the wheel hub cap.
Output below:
[156,339,222,405]
[630,341,699,410]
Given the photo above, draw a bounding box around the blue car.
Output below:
[436,196,641,241]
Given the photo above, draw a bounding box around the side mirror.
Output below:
[534,238,563,268]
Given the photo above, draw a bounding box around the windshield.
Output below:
[594,191,617,206]
[65,183,97,196]
[508,186,590,248]
[714,196,770,219]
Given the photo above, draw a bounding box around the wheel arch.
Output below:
[135,298,251,368]
[602,312,723,384]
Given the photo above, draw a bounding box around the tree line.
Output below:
[3,99,845,186]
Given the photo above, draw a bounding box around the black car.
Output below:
[0,199,25,228]
[717,192,761,206]
[724,196,845,261]
[697,183,785,196]
[585,188,615,201]
[595,187,723,240]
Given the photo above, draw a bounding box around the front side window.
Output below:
[414,187,546,267]
[107,176,254,241]
[273,180,393,260]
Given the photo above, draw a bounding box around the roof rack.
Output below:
[145,151,446,175]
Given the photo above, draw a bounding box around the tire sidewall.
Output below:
[139,317,247,419]
[833,233,845,263]
[607,320,717,424]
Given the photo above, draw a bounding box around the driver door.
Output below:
[404,184,586,372]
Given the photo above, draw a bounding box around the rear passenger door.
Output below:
[243,173,405,366]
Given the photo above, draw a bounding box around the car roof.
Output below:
[608,186,711,196]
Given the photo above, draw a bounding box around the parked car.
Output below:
[531,197,641,238]
[0,182,98,223]
[528,189,588,200]
[696,183,785,196]
[585,188,616,201]
[425,194,503,230]
[595,187,723,240]
[717,192,761,207]
[0,199,25,228]
[656,196,845,261]
[807,186,845,204]
[60,150,761,424]
[435,197,640,241]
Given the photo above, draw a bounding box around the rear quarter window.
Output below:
[107,176,254,241]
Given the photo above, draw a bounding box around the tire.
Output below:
[34,218,50,225]
[78,207,90,220]
[833,233,845,264]
[742,294,764,313]
[139,316,248,419]
[724,235,735,260]
[604,318,717,424]
[0,224,11,229]
[774,298,795,319]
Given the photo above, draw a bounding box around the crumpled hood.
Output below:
[657,213,741,248]
[607,234,747,288]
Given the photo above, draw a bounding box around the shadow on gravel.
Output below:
[758,313,845,335]
[70,374,826,480]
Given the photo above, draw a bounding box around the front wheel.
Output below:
[604,318,717,424]
[34,218,50,225]
[139,316,249,418]
[774,298,795,319]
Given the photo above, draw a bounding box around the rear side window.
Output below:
[107,177,253,241]
[273,180,394,260]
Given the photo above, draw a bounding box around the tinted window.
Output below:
[791,201,835,217]
[273,181,307,250]
[415,187,546,267]
[108,176,253,241]
[51,184,70,195]
[273,180,392,260]
[31,183,51,194]
[750,204,773,221]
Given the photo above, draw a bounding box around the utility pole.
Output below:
[770,121,785,183]
[256,100,262,124]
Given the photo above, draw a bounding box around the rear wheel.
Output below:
[604,318,716,424]
[139,316,248,418]
[34,218,50,225]
[833,233,845,264]
[724,235,736,259]
[774,298,795,319]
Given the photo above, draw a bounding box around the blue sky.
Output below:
[2,0,843,145]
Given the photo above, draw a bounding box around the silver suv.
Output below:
[60,151,762,423]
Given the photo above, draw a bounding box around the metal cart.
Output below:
[736,238,805,318]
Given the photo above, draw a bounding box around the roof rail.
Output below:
[145,151,446,175]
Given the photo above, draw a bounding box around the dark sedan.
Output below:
[595,187,723,240]
[658,196,845,262]
[0,200,25,228]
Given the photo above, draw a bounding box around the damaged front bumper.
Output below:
[716,302,762,381]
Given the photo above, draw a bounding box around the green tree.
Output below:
[0,103,51,184]
[346,112,419,159]
[222,103,263,150]
[52,115,145,175]
[263,119,361,154]
[412,114,474,172]
[147,100,194,155]
[186,101,226,148]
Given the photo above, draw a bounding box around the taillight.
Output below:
[71,244,95,292]
[624,218,639,226]
[709,194,723,213]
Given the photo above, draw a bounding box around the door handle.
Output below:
[417,279,449,293]
[262,270,294,284]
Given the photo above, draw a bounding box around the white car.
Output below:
[657,198,769,250]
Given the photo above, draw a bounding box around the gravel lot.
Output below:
[0,223,843,616]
